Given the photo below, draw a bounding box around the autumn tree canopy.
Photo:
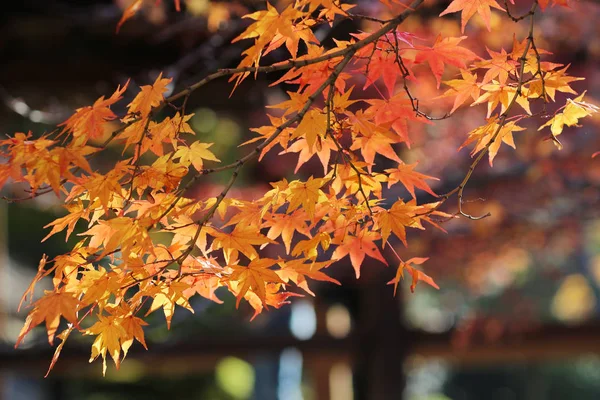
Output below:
[2,0,597,375]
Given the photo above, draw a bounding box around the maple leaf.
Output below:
[223,201,262,229]
[286,176,326,219]
[46,327,74,377]
[137,155,188,193]
[414,35,479,88]
[73,160,131,209]
[362,51,401,97]
[263,21,319,59]
[269,45,352,95]
[16,291,80,347]
[60,82,128,141]
[385,162,438,199]
[263,210,312,254]
[127,73,172,118]
[79,267,125,308]
[330,162,386,199]
[212,225,274,264]
[244,114,294,160]
[120,314,149,358]
[460,118,525,165]
[146,281,194,329]
[230,4,304,87]
[351,127,402,173]
[538,92,599,149]
[474,47,517,85]
[18,255,49,313]
[292,232,331,259]
[276,259,339,296]
[439,0,505,32]
[281,137,336,175]
[290,108,328,152]
[528,66,583,102]
[362,96,429,145]
[174,142,220,171]
[116,0,143,33]
[472,81,531,118]
[538,0,571,11]
[440,70,481,114]
[387,257,439,295]
[87,315,128,374]
[229,258,284,307]
[268,91,311,117]
[43,200,89,242]
[376,199,421,246]
[332,230,387,278]
[182,272,224,304]
[244,283,303,320]
[332,86,359,111]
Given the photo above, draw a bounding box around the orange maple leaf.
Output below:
[439,0,506,33]
[376,199,420,246]
[414,35,479,88]
[16,291,80,347]
[363,95,429,146]
[229,258,284,308]
[385,162,438,199]
[146,281,194,329]
[440,70,481,114]
[289,108,328,152]
[127,73,172,118]
[212,225,275,263]
[276,259,340,296]
[116,0,143,33]
[244,283,303,320]
[263,210,312,254]
[460,118,525,165]
[387,257,439,295]
[174,142,220,171]
[350,127,402,173]
[60,82,128,141]
[332,230,388,278]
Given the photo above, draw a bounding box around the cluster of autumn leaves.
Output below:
[0,0,597,375]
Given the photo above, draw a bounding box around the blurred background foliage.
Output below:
[1,0,600,399]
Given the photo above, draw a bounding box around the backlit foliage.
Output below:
[2,0,597,375]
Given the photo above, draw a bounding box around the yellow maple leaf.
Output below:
[441,70,481,114]
[87,315,127,375]
[286,176,325,219]
[174,142,220,171]
[473,81,531,118]
[538,92,599,149]
[460,118,525,165]
[146,281,194,329]
[291,232,331,259]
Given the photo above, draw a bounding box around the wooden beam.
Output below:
[410,322,600,365]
